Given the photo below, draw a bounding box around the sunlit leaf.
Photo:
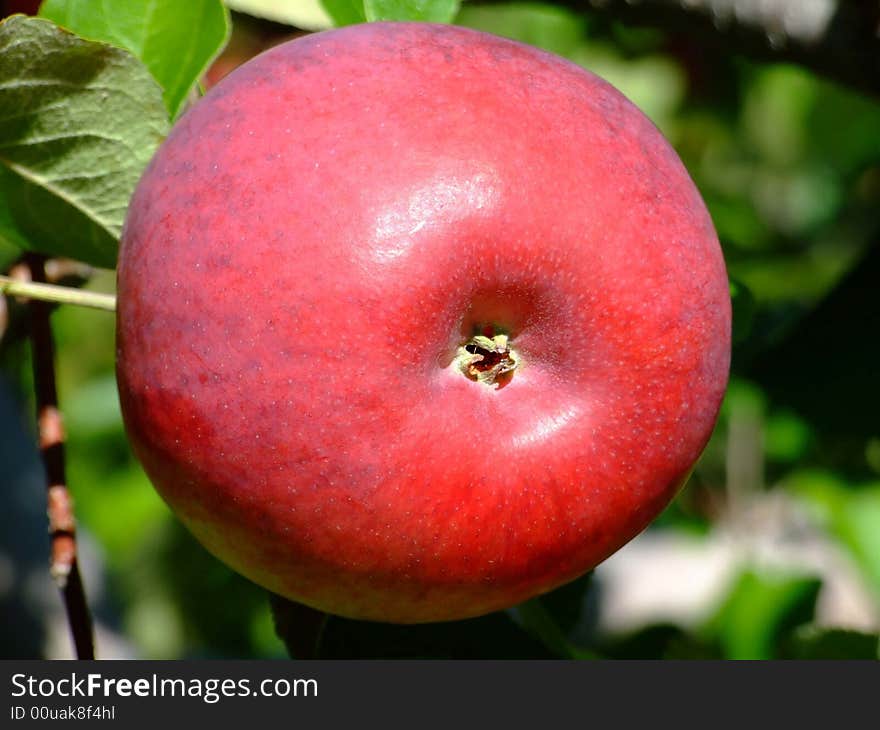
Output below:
[320,0,366,26]
[40,0,230,117]
[705,569,821,659]
[456,2,584,57]
[364,0,459,23]
[224,0,334,29]
[787,471,880,598]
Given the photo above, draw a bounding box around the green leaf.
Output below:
[456,3,585,58]
[788,472,880,598]
[705,568,821,659]
[839,493,880,595]
[364,0,459,23]
[784,625,880,660]
[0,15,168,268]
[39,0,230,118]
[508,574,602,659]
[0,199,30,266]
[598,623,719,660]
[510,599,579,659]
[224,0,334,30]
[320,0,367,26]
[0,242,21,271]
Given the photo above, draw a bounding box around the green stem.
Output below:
[0,275,116,312]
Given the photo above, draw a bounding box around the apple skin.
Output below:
[116,22,731,623]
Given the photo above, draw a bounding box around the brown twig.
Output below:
[24,253,95,660]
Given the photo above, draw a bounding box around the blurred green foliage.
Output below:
[1,1,878,659]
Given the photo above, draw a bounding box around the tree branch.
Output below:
[24,254,95,660]
[543,0,880,97]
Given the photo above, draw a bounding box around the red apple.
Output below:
[116,22,731,623]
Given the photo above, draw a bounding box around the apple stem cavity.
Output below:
[455,331,519,387]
